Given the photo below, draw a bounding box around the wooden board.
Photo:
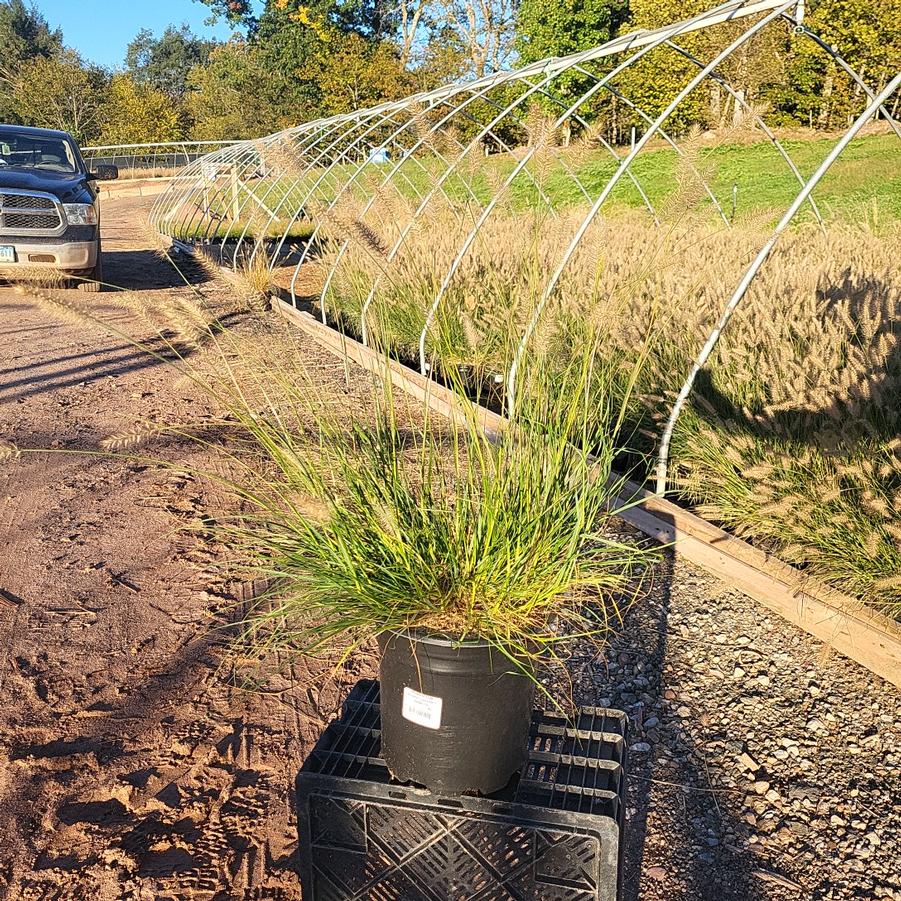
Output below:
[277,300,901,690]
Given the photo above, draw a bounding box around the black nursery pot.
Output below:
[377,631,535,795]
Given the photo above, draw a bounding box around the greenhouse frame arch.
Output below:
[150,0,901,492]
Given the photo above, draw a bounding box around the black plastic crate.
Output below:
[297,680,627,900]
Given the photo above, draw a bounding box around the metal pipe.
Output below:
[507,1,797,415]
[654,72,901,494]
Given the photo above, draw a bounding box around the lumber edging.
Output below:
[100,179,173,200]
[275,301,901,690]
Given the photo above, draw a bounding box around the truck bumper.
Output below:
[0,239,98,273]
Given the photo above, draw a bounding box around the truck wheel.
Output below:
[76,253,103,293]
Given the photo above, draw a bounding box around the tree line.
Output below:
[0,0,898,145]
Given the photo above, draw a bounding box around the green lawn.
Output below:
[239,132,899,226]
[473,132,900,223]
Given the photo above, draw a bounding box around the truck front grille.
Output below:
[4,212,60,230]
[0,192,63,233]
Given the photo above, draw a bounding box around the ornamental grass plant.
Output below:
[214,329,659,674]
[310,193,901,618]
[7,258,660,681]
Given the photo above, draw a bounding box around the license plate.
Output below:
[0,246,15,264]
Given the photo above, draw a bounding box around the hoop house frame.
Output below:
[150,0,900,494]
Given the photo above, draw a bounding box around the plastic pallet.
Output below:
[296,679,627,900]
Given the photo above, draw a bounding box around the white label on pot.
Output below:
[402,686,443,730]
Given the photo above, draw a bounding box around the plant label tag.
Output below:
[402,686,443,730]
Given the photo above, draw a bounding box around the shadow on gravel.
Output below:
[103,249,214,292]
[610,541,773,901]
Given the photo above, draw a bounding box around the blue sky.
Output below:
[34,0,248,68]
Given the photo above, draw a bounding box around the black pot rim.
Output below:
[379,627,497,649]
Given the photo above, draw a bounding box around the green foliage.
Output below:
[514,0,627,120]
[5,0,898,149]
[615,0,710,133]
[0,0,63,121]
[311,32,412,114]
[611,0,901,133]
[125,25,216,100]
[198,0,396,32]
[187,41,283,140]
[780,0,901,129]
[11,49,107,142]
[196,0,257,27]
[101,74,184,144]
[251,0,331,117]
[185,0,412,135]
[516,0,628,63]
[414,24,470,89]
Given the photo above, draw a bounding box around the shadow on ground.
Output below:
[103,248,215,292]
[610,538,805,900]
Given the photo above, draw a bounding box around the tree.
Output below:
[101,74,183,143]
[196,0,396,35]
[0,0,63,121]
[251,0,331,117]
[415,24,469,87]
[615,0,712,134]
[314,31,411,114]
[125,25,216,100]
[187,0,442,129]
[394,0,433,66]
[12,50,108,142]
[515,0,628,126]
[186,40,282,139]
[777,0,901,128]
[516,0,628,64]
[431,0,517,76]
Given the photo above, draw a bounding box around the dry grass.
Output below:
[234,254,274,313]
[310,196,901,616]
[109,165,183,181]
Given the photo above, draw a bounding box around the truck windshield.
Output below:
[0,131,79,173]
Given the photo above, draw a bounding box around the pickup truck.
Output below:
[0,124,118,292]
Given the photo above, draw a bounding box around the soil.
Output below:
[0,196,374,900]
[0,195,899,900]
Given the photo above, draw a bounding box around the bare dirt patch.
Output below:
[0,196,375,899]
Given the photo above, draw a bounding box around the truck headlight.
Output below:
[63,203,98,226]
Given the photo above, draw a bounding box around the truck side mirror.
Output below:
[90,165,119,181]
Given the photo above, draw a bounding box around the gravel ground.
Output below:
[590,548,901,901]
[0,195,899,899]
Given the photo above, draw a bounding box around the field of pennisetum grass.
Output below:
[303,194,901,619]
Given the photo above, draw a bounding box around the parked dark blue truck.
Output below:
[0,125,118,292]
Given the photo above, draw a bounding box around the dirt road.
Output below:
[0,196,369,899]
